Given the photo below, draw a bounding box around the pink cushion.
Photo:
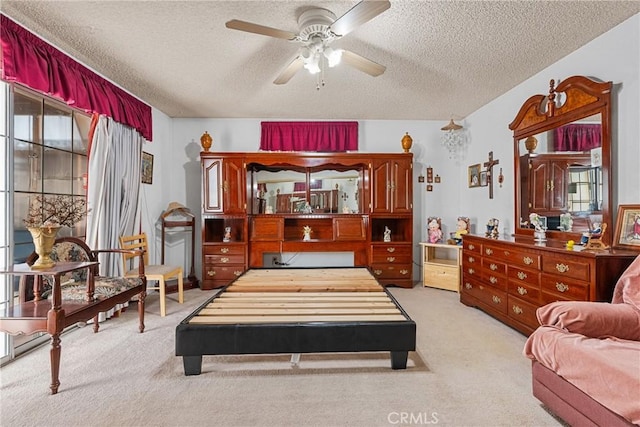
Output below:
[612,254,640,309]
[536,301,640,340]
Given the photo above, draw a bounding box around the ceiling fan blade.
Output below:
[341,50,386,77]
[225,19,297,40]
[329,0,391,37]
[273,56,305,85]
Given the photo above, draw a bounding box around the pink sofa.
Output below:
[524,255,640,427]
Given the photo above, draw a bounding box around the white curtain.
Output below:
[86,116,143,276]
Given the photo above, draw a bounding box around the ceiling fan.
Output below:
[225,0,391,89]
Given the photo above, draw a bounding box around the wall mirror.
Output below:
[250,165,363,215]
[509,76,613,245]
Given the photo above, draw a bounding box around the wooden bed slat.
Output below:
[199,307,401,315]
[189,314,408,324]
[219,291,388,297]
[207,302,397,309]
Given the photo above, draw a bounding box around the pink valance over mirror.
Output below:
[1,15,153,141]
[554,124,601,152]
[260,121,358,152]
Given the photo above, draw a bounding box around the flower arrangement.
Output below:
[529,213,546,232]
[24,195,88,228]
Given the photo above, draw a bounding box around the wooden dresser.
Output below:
[460,234,637,335]
[200,151,413,289]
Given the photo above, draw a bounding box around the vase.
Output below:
[401,132,413,153]
[533,230,546,241]
[200,131,213,151]
[524,136,538,153]
[27,225,61,270]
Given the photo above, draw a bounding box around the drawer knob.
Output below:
[400,269,409,275]
[489,276,498,284]
[464,282,472,290]
[467,268,475,275]
[220,247,230,254]
[556,282,569,292]
[207,270,216,277]
[387,257,396,262]
[485,248,493,255]
[512,305,523,315]
[523,256,533,265]
[517,286,527,295]
[374,269,382,275]
[492,295,501,304]
[490,263,497,271]
[468,256,476,263]
[517,271,528,280]
[468,244,475,250]
[556,263,570,273]
[386,247,396,253]
[234,270,242,276]
[221,257,229,263]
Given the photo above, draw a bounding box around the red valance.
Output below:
[0,15,153,141]
[260,121,358,152]
[554,124,601,152]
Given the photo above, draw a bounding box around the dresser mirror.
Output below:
[250,166,363,214]
[509,76,613,245]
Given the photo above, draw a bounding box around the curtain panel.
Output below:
[260,121,358,152]
[0,15,153,141]
[554,124,601,151]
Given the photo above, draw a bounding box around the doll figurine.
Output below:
[427,218,443,244]
[448,217,469,245]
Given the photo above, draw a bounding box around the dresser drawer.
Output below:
[484,244,540,270]
[204,254,245,264]
[462,261,482,280]
[372,245,412,258]
[203,244,245,256]
[540,273,589,302]
[463,251,481,267]
[507,266,541,286]
[508,279,540,304]
[541,256,590,281]
[481,258,506,275]
[507,295,539,330]
[481,269,508,291]
[462,239,482,254]
[203,264,245,281]
[370,263,412,280]
[462,277,507,315]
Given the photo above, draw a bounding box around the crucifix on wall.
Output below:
[483,151,500,199]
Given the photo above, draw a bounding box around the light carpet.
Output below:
[0,286,563,427]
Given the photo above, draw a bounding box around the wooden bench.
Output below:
[176,268,416,374]
[0,237,147,394]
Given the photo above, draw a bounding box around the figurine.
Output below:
[559,213,573,232]
[303,225,312,241]
[448,217,469,245]
[427,217,443,244]
[383,226,392,242]
[223,226,232,242]
[485,218,500,239]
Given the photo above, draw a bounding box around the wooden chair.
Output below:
[119,233,184,316]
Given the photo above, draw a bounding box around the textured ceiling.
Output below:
[2,1,639,121]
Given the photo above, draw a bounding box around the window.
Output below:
[1,84,90,363]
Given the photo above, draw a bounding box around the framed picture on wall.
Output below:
[480,171,488,187]
[468,164,481,188]
[613,204,640,251]
[142,151,154,184]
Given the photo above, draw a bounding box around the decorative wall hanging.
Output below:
[468,164,481,188]
[483,151,500,199]
[141,152,154,184]
[426,166,433,183]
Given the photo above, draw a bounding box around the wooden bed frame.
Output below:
[175,268,416,375]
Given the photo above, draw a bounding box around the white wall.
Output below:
[462,14,640,237]
[152,14,639,281]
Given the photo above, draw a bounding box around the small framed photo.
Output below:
[426,184,433,192]
[434,175,441,183]
[613,204,640,250]
[468,164,481,188]
[480,171,488,187]
[141,151,154,185]
[418,175,425,183]
[426,167,434,183]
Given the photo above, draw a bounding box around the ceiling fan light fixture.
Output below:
[303,56,321,74]
[324,47,343,67]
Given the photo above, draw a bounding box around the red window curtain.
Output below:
[1,15,153,141]
[554,124,601,151]
[293,180,322,192]
[260,121,358,151]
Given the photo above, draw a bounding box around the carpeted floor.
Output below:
[0,285,563,427]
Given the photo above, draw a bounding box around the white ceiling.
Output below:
[2,1,639,121]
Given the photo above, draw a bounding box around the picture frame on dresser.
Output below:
[613,204,640,250]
